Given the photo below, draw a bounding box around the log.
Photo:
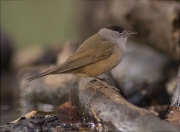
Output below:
[171,66,180,107]
[167,66,180,127]
[78,74,179,131]
[2,73,179,131]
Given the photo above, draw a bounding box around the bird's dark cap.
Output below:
[106,26,124,33]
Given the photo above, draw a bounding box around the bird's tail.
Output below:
[27,68,57,82]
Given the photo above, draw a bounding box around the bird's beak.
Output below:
[127,31,137,34]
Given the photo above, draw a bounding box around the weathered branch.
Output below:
[167,66,180,127]
[171,66,180,107]
[78,74,179,131]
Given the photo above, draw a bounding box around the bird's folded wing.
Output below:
[59,51,112,73]
[27,40,113,81]
[56,41,114,73]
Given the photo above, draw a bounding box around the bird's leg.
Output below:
[92,77,108,87]
[92,76,120,92]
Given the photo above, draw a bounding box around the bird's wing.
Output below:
[27,67,59,81]
[59,48,113,73]
[53,38,114,73]
[27,37,114,81]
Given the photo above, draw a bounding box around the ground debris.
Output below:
[57,88,80,123]
[167,106,180,128]
[8,110,37,124]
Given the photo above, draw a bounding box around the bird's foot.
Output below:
[92,77,108,87]
[92,77,119,92]
[89,79,97,85]
[109,86,120,92]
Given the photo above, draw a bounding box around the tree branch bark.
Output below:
[78,74,179,131]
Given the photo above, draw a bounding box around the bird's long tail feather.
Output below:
[27,68,56,82]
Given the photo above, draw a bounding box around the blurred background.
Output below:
[1,0,179,126]
[1,1,80,49]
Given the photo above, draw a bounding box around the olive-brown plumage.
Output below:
[27,26,136,82]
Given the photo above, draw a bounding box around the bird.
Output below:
[27,26,136,84]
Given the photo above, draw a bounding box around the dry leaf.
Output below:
[8,110,37,124]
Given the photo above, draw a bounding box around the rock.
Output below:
[12,47,44,70]
[78,0,180,61]
[18,66,80,114]
[111,41,171,95]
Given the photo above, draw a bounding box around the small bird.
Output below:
[27,26,136,83]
